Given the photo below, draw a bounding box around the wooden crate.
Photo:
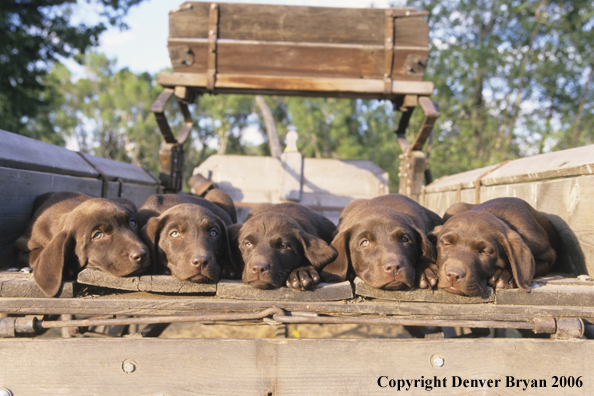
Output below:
[158,1,433,100]
[0,130,160,267]
[422,144,594,276]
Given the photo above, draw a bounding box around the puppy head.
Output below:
[32,198,149,297]
[326,207,435,290]
[142,204,237,283]
[432,211,535,297]
[239,212,337,289]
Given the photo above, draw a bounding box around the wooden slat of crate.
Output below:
[1,295,593,321]
[353,277,494,303]
[77,269,216,294]
[157,72,434,99]
[216,280,353,301]
[78,152,158,186]
[169,2,426,46]
[0,129,98,177]
[1,338,593,396]
[168,39,427,81]
[0,272,74,298]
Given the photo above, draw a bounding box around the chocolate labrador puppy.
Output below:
[13,191,149,297]
[233,202,337,290]
[323,194,443,290]
[139,190,239,283]
[433,197,560,296]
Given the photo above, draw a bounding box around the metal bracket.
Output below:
[151,88,195,192]
[207,2,219,91]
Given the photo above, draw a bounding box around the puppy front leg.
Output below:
[416,261,439,289]
[286,266,320,290]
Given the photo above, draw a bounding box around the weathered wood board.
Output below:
[423,144,594,276]
[162,2,433,99]
[217,280,353,301]
[0,338,593,395]
[77,269,216,294]
[0,272,74,298]
[354,277,495,303]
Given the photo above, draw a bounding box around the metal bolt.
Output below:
[209,30,215,36]
[432,356,445,367]
[386,38,392,43]
[20,267,32,273]
[0,389,13,396]
[578,275,591,282]
[122,359,137,373]
[211,3,217,9]
[405,10,411,16]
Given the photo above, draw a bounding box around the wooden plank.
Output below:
[497,284,594,306]
[0,338,593,395]
[1,295,593,321]
[168,39,427,81]
[0,167,104,267]
[170,3,427,47]
[354,277,494,303]
[216,280,353,301]
[0,273,74,298]
[105,182,158,210]
[279,151,303,201]
[77,269,216,294]
[157,72,434,97]
[78,153,158,186]
[0,129,98,178]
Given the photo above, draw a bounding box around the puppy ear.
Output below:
[226,223,244,275]
[109,197,138,213]
[498,229,535,291]
[142,216,165,274]
[411,225,436,264]
[319,230,350,282]
[298,231,338,271]
[215,219,242,279]
[32,230,76,297]
[204,189,238,224]
[428,225,443,239]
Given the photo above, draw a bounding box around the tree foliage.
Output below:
[0,0,143,139]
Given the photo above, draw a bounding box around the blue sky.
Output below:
[85,0,399,74]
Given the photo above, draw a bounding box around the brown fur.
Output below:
[14,191,149,297]
[432,198,560,296]
[323,194,443,290]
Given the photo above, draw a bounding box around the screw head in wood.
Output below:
[0,389,13,396]
[431,355,445,367]
[122,359,137,373]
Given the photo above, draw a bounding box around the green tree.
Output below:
[0,0,144,140]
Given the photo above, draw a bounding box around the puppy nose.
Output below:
[383,260,403,274]
[129,249,147,263]
[191,255,209,268]
[445,267,466,284]
[251,262,269,275]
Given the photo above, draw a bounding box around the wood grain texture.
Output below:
[0,129,98,178]
[78,152,158,186]
[77,269,216,294]
[0,272,74,298]
[0,338,592,395]
[354,277,494,303]
[157,72,434,98]
[1,295,593,320]
[217,280,353,301]
[169,3,427,46]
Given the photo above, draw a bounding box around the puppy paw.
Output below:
[488,268,516,289]
[417,262,439,289]
[286,266,320,291]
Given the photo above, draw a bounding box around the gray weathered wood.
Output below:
[496,283,594,306]
[78,152,158,186]
[279,151,303,202]
[77,269,216,294]
[0,273,73,298]
[0,338,593,395]
[3,293,591,321]
[353,277,495,303]
[216,280,353,301]
[0,129,98,178]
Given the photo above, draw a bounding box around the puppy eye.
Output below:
[129,219,137,228]
[441,241,451,247]
[480,248,492,255]
[170,230,180,238]
[400,236,410,243]
[359,239,370,247]
[280,243,290,249]
[92,231,103,240]
[244,241,252,248]
[209,229,219,238]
